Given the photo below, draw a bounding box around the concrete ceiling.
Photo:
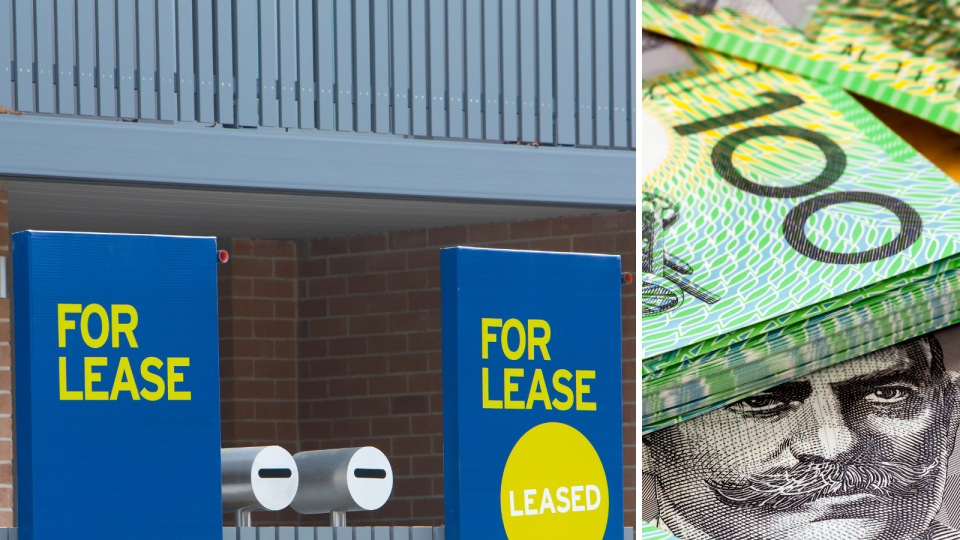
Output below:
[8,179,628,240]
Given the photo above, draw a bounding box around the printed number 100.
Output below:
[673,92,922,265]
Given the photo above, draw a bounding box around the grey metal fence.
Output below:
[0,0,636,148]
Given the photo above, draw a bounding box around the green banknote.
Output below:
[641,39,960,360]
[642,0,960,134]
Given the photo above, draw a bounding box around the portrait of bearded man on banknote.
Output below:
[643,329,960,540]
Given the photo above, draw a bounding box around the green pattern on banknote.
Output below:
[641,47,960,359]
[642,308,960,433]
[641,522,681,540]
[642,0,960,134]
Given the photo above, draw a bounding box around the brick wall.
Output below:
[218,211,636,528]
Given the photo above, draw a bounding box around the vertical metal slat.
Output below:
[316,0,334,130]
[411,0,426,135]
[297,0,315,129]
[536,0,553,144]
[519,0,535,142]
[278,0,297,127]
[97,0,116,115]
[14,0,34,111]
[214,0,233,124]
[55,0,74,114]
[235,0,257,126]
[35,0,55,113]
[176,0,195,121]
[629,0,635,149]
[595,0,610,147]
[195,0,215,122]
[335,0,353,131]
[464,0,480,139]
[446,0,463,137]
[482,0,499,140]
[77,0,96,115]
[0,0,11,109]
[156,0,176,120]
[556,0,575,145]
[260,0,279,127]
[117,0,136,118]
[577,0,593,146]
[355,0,372,132]
[428,0,445,137]
[392,0,410,135]
[611,0,625,147]
[501,0,518,142]
[137,0,157,119]
[373,0,389,133]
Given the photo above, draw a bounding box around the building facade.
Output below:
[0,0,636,529]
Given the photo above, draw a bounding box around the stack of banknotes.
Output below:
[642,1,960,538]
[642,33,960,433]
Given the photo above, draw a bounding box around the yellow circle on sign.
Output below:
[500,422,609,540]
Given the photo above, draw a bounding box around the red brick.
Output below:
[231,257,273,277]
[309,318,348,337]
[331,419,371,438]
[329,336,368,356]
[388,312,429,333]
[573,233,617,254]
[256,401,297,420]
[388,353,429,373]
[312,237,349,256]
[529,237,572,252]
[394,477,433,497]
[254,279,295,299]
[551,215,594,235]
[310,399,350,419]
[368,334,407,354]
[372,416,411,436]
[330,255,368,275]
[389,230,427,250]
[408,331,441,352]
[468,222,510,243]
[350,315,389,335]
[412,497,444,517]
[234,380,275,399]
[510,219,551,239]
[369,292,408,313]
[406,248,440,269]
[349,273,387,294]
[595,211,637,232]
[349,234,388,253]
[232,339,274,358]
[368,252,407,272]
[253,239,295,258]
[427,226,467,247]
[409,372,442,393]
[274,299,296,318]
[409,291,440,310]
[309,276,347,297]
[231,238,253,256]
[617,231,637,253]
[274,259,297,279]
[330,296,368,316]
[254,319,295,338]
[388,270,428,291]
[393,435,432,455]
[298,339,328,359]
[299,258,328,277]
[391,395,430,415]
[352,397,391,417]
[412,455,443,475]
[369,375,408,395]
[411,414,443,435]
[328,377,369,398]
[253,359,296,379]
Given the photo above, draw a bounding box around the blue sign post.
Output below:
[13,232,222,540]
[441,247,624,540]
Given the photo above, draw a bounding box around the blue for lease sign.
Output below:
[441,247,624,540]
[13,232,222,540]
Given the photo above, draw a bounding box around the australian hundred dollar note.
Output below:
[641,35,960,425]
[642,0,960,135]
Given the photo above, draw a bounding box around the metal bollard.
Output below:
[291,447,394,526]
[222,446,300,527]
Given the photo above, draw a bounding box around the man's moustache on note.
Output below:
[707,459,939,511]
